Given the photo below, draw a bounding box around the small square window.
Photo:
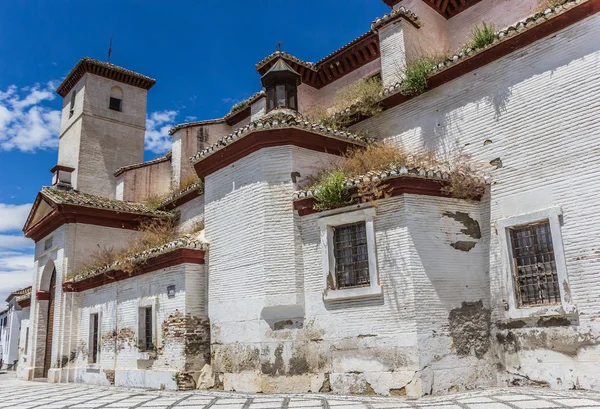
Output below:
[44,237,53,251]
[333,222,370,289]
[109,97,122,112]
[509,220,560,308]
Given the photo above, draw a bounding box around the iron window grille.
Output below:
[109,97,122,112]
[144,308,153,351]
[333,222,370,289]
[90,313,99,364]
[509,220,561,307]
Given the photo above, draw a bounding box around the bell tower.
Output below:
[54,57,156,198]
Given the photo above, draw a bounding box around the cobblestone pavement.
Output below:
[2,375,600,409]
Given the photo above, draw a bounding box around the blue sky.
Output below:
[0,0,390,303]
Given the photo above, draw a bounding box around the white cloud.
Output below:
[0,251,34,304]
[145,110,178,154]
[0,82,60,152]
[0,235,32,250]
[0,203,32,232]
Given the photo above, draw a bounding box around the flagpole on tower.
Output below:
[107,37,113,64]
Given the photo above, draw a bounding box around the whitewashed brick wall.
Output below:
[354,13,600,390]
[71,262,208,389]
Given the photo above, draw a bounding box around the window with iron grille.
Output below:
[143,307,153,351]
[333,222,370,289]
[509,220,560,308]
[89,313,99,364]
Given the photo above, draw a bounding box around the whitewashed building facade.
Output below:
[17,0,600,397]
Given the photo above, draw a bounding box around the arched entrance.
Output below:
[43,269,56,378]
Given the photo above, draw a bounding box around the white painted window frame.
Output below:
[496,206,575,320]
[318,206,382,301]
[136,297,157,358]
[87,307,102,367]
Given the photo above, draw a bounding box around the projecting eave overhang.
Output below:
[293,166,486,216]
[56,57,156,98]
[190,112,368,180]
[23,187,172,242]
[63,238,207,293]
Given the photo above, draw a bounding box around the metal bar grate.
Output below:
[333,222,370,289]
[144,308,153,350]
[509,220,560,307]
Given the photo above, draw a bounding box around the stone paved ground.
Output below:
[2,374,600,409]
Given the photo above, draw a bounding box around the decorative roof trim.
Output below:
[190,116,368,180]
[294,169,485,216]
[23,188,171,242]
[161,184,203,210]
[190,112,368,165]
[114,152,172,177]
[255,51,317,72]
[56,57,156,98]
[63,246,206,293]
[6,286,32,303]
[371,6,422,32]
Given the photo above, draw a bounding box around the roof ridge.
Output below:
[114,152,172,177]
[40,186,171,217]
[293,163,487,199]
[189,111,370,165]
[68,234,208,283]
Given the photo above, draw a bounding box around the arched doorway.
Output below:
[43,269,56,378]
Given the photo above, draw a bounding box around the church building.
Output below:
[17,0,600,397]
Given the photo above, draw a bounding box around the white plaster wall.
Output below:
[71,263,208,389]
[16,314,30,378]
[251,97,267,121]
[177,195,204,234]
[353,13,600,390]
[316,60,381,110]
[446,0,540,51]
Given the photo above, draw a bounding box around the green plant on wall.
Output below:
[469,22,496,49]
[400,58,435,96]
[312,170,350,211]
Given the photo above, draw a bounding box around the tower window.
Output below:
[69,91,76,118]
[109,86,123,112]
[260,59,300,113]
[109,97,122,111]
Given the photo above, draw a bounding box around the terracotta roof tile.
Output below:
[41,186,171,217]
[6,286,32,303]
[371,6,421,32]
[293,164,486,199]
[69,234,208,283]
[56,57,156,98]
[190,110,370,165]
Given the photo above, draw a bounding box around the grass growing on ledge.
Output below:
[67,218,179,280]
[399,58,435,97]
[312,170,351,211]
[305,77,383,130]
[229,100,248,114]
[143,174,204,210]
[309,142,486,211]
[469,22,496,49]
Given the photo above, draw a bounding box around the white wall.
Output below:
[354,13,600,390]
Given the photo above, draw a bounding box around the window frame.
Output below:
[136,298,157,354]
[87,310,102,366]
[497,207,575,320]
[109,97,122,112]
[318,206,382,301]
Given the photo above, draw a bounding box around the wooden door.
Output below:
[43,270,56,377]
